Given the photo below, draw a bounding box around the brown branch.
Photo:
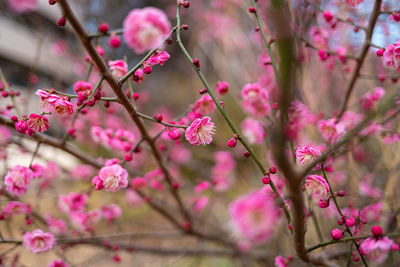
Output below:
[0,115,102,168]
[336,0,382,120]
[57,0,191,227]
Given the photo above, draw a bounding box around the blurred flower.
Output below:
[305,175,330,198]
[23,229,55,253]
[4,165,33,196]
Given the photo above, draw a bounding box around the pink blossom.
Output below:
[317,118,345,144]
[73,81,92,97]
[98,164,128,192]
[194,181,211,193]
[212,176,232,192]
[384,39,400,72]
[295,145,322,166]
[360,236,393,263]
[123,7,171,54]
[229,190,279,244]
[241,118,265,144]
[7,0,37,13]
[125,189,143,206]
[0,126,11,145]
[185,117,215,145]
[48,259,69,267]
[192,95,216,117]
[285,101,316,141]
[101,204,122,222]
[132,69,144,83]
[361,87,385,111]
[108,60,128,79]
[47,95,74,116]
[23,229,56,253]
[241,83,270,117]
[130,177,147,189]
[0,201,31,219]
[305,175,330,198]
[70,210,102,232]
[27,113,49,132]
[31,163,44,178]
[145,51,170,66]
[274,256,290,267]
[46,214,67,234]
[58,192,88,214]
[35,89,51,102]
[4,165,33,196]
[217,81,229,95]
[345,0,363,6]
[69,164,94,180]
[192,196,209,212]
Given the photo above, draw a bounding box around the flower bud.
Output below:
[331,228,344,240]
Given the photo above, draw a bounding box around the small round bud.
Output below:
[269,167,277,174]
[92,176,103,190]
[124,155,132,162]
[337,216,344,225]
[192,58,200,68]
[331,229,344,240]
[199,88,207,94]
[104,101,110,108]
[371,225,383,237]
[11,115,18,122]
[217,81,229,95]
[183,1,190,8]
[376,49,384,57]
[318,197,330,208]
[262,176,270,184]
[392,243,399,251]
[243,150,251,158]
[345,217,356,227]
[168,128,181,140]
[98,22,109,34]
[249,7,257,13]
[337,190,345,197]
[154,114,163,122]
[143,66,153,74]
[109,35,121,48]
[57,16,67,27]
[49,0,57,5]
[182,24,189,30]
[133,93,139,100]
[227,138,237,148]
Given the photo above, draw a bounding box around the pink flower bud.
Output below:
[109,35,121,48]
[124,155,132,162]
[376,49,384,57]
[154,114,163,122]
[11,115,18,122]
[262,176,270,184]
[15,120,28,133]
[331,228,344,240]
[98,22,109,34]
[337,190,345,197]
[143,66,153,74]
[248,7,257,13]
[318,197,330,208]
[217,81,229,95]
[168,128,181,140]
[392,243,399,251]
[269,167,277,174]
[323,11,334,23]
[337,216,344,225]
[182,1,190,8]
[57,16,66,27]
[192,58,200,68]
[92,176,103,190]
[345,217,356,227]
[371,225,383,237]
[243,150,251,158]
[227,138,237,147]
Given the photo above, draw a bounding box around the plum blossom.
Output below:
[229,190,279,244]
[35,90,73,116]
[191,95,216,118]
[4,165,34,196]
[295,145,322,166]
[383,39,400,72]
[101,204,122,222]
[305,175,330,198]
[360,236,393,263]
[46,214,67,234]
[241,83,270,117]
[192,196,209,213]
[108,60,128,79]
[73,81,92,98]
[7,0,37,13]
[241,117,265,144]
[345,0,363,6]
[58,192,88,214]
[361,87,385,111]
[70,210,102,232]
[123,7,171,54]
[0,201,31,219]
[23,229,56,253]
[98,164,128,192]
[317,118,345,144]
[185,117,215,145]
[27,113,49,132]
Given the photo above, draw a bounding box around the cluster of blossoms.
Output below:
[15,113,49,135]
[133,50,171,81]
[91,126,135,152]
[360,87,385,111]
